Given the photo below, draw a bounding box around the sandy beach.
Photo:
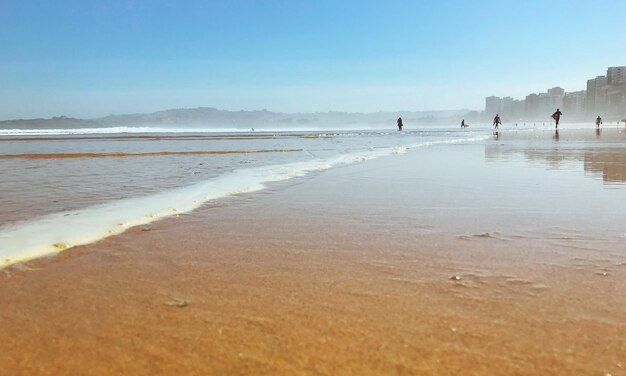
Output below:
[1,130,625,375]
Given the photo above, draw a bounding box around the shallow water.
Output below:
[1,124,626,266]
[0,127,488,265]
[0,129,482,225]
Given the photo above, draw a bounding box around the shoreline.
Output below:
[0,135,488,268]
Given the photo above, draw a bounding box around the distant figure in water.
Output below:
[493,114,501,129]
[251,128,255,132]
[551,108,563,128]
[596,116,603,128]
[461,119,468,128]
[397,117,403,131]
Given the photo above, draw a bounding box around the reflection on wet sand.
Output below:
[584,149,626,183]
[0,149,303,159]
[485,145,581,167]
[485,129,626,183]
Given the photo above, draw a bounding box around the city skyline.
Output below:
[484,65,626,121]
[2,1,626,119]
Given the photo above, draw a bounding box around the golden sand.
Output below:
[1,198,624,375]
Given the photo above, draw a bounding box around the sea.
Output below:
[1,123,625,267]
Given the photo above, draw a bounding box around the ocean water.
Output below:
[1,123,625,267]
[0,126,490,266]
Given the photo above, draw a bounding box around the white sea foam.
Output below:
[0,136,488,268]
[0,127,251,136]
[2,127,403,136]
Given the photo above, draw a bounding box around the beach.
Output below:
[1,126,625,375]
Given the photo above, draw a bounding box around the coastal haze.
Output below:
[1,1,626,375]
[0,108,472,133]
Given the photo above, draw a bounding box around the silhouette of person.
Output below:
[596,116,603,128]
[493,114,501,129]
[551,108,563,128]
[461,119,466,128]
[397,117,403,131]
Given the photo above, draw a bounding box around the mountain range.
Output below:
[0,107,477,130]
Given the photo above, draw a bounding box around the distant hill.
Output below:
[0,107,476,130]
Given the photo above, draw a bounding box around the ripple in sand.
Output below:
[389,277,425,285]
[456,231,510,241]
[449,273,549,296]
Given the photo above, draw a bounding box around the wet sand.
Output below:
[0,149,302,159]
[1,137,625,375]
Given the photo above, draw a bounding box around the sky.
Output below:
[1,0,625,119]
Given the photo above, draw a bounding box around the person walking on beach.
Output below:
[397,117,403,131]
[493,114,501,129]
[596,116,603,128]
[551,108,563,128]
[461,119,467,128]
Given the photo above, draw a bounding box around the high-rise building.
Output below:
[563,90,586,118]
[586,76,608,115]
[547,87,565,112]
[484,65,625,121]
[485,96,501,116]
[607,66,626,85]
[537,93,551,119]
[500,97,514,116]
[547,87,565,97]
[525,93,539,119]
[605,66,626,118]
[511,99,525,119]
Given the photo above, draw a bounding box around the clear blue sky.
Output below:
[1,0,625,119]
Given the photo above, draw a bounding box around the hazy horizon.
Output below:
[1,106,475,122]
[1,0,625,119]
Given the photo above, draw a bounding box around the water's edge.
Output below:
[0,136,488,268]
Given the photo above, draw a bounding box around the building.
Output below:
[511,99,525,120]
[607,66,626,85]
[537,93,551,120]
[586,76,608,115]
[500,97,514,116]
[547,87,565,111]
[563,90,586,119]
[525,93,540,119]
[606,66,626,118]
[484,64,625,121]
[485,96,501,116]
